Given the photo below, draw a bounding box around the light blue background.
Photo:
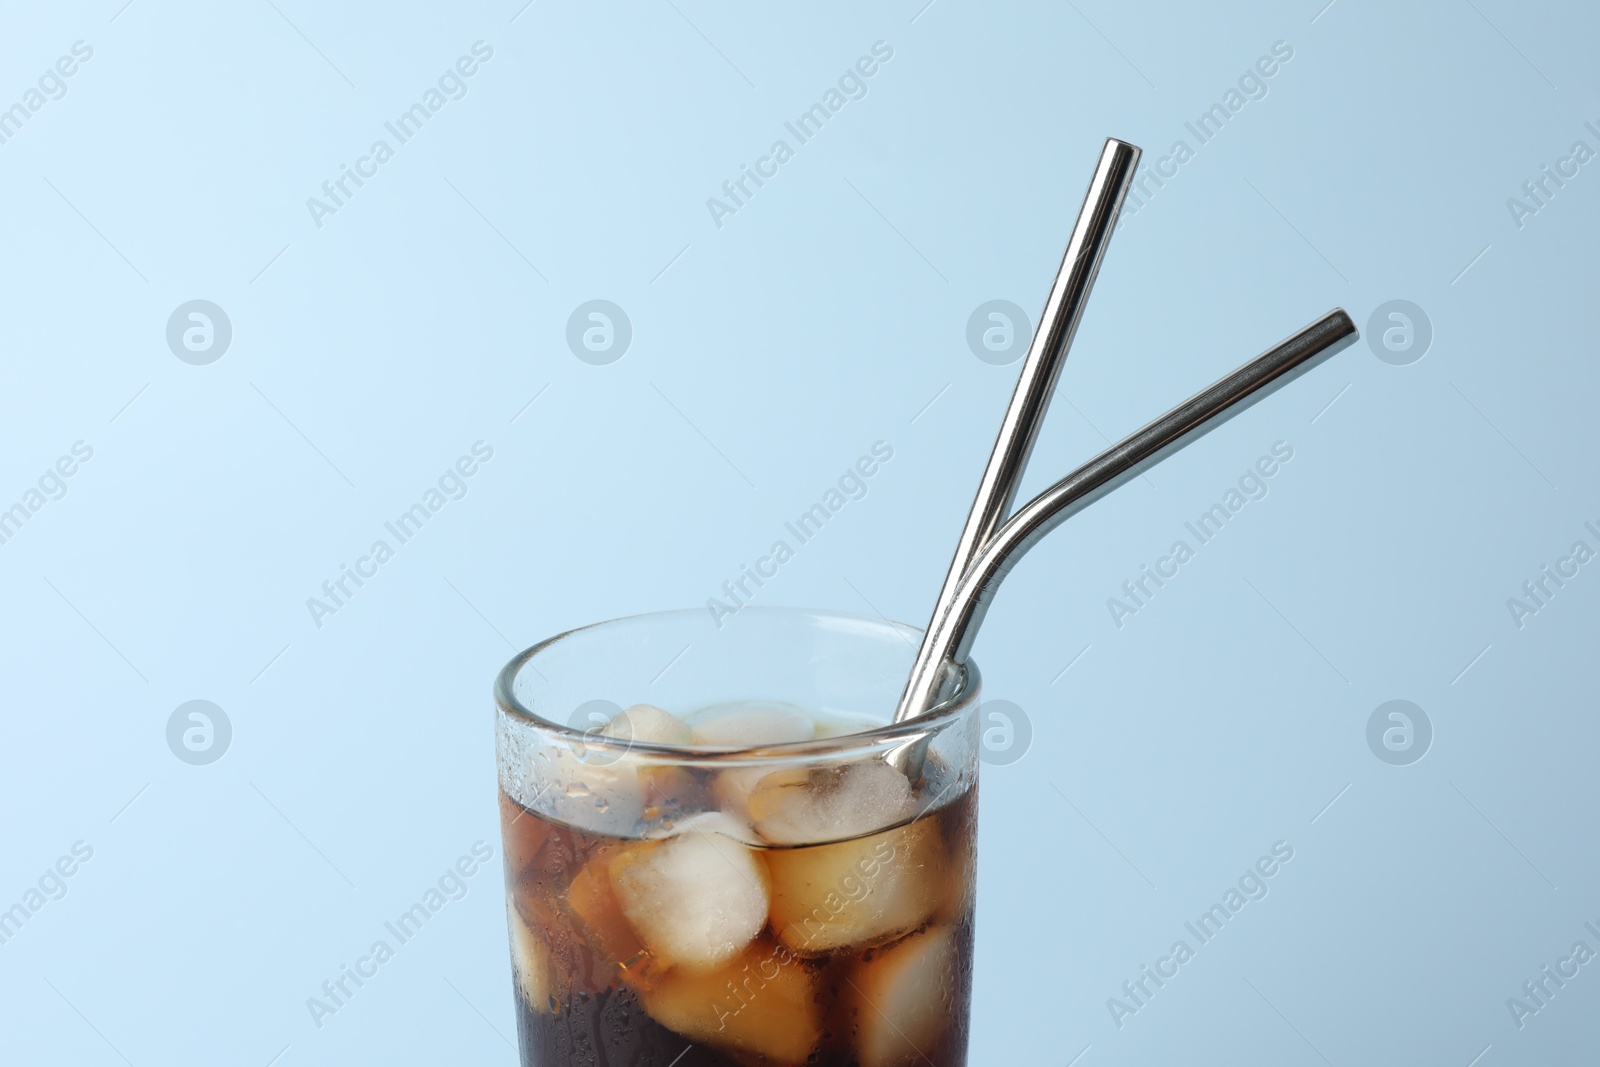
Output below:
[2,0,1596,1063]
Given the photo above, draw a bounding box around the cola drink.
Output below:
[498,703,977,1067]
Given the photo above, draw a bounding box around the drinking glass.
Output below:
[494,606,981,1066]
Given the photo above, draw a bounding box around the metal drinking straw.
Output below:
[891,309,1359,752]
[897,137,1141,741]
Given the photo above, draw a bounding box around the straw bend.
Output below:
[893,308,1359,727]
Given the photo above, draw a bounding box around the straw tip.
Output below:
[1104,137,1143,158]
[1325,306,1359,340]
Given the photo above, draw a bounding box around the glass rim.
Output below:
[493,605,980,765]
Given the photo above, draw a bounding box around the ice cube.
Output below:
[599,703,694,746]
[608,819,771,972]
[543,704,699,835]
[812,713,883,739]
[937,835,976,925]
[645,809,762,847]
[602,704,701,827]
[708,764,773,823]
[846,925,960,1067]
[717,757,912,852]
[566,847,670,991]
[506,893,559,1013]
[745,760,914,845]
[639,937,821,1063]
[765,819,944,955]
[687,701,817,746]
[694,702,818,822]
[937,795,977,924]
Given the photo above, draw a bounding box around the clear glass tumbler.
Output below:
[494,606,981,1067]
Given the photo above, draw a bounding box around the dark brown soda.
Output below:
[499,776,976,1067]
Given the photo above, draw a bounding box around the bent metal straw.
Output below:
[890,309,1360,775]
[895,307,1359,720]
